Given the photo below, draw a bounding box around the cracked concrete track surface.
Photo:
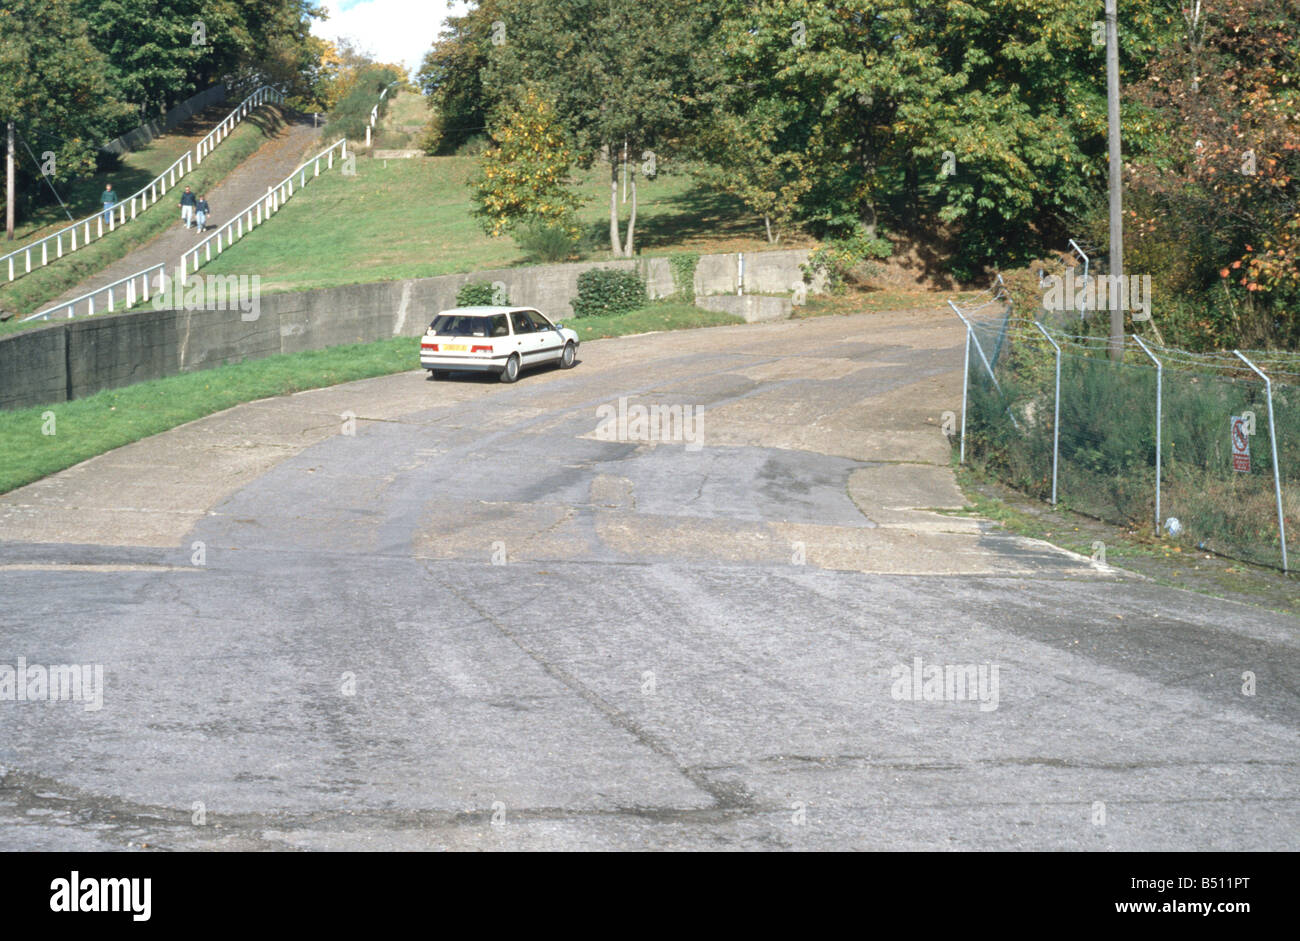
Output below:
[1,308,1297,851]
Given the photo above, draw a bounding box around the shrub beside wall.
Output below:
[455,280,508,306]
[571,268,647,318]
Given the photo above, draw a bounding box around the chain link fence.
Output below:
[952,288,1297,572]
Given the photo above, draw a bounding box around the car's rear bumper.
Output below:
[420,354,507,372]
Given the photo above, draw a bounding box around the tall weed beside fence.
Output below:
[959,309,1297,571]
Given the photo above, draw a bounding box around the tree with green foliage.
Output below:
[689,103,814,245]
[0,0,133,225]
[482,0,718,256]
[75,0,213,117]
[704,0,1176,275]
[416,0,505,155]
[1123,0,1299,347]
[326,63,404,143]
[71,0,325,116]
[469,88,584,238]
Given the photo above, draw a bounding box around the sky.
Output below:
[311,0,472,79]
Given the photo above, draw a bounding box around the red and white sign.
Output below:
[1231,416,1251,473]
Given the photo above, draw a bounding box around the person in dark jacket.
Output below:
[101,184,117,226]
[179,187,197,229]
[194,195,210,233]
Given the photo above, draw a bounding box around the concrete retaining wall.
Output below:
[696,294,794,323]
[0,249,815,410]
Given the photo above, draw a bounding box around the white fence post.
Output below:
[1234,351,1289,572]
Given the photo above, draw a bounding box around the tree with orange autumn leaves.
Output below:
[1127,0,1298,343]
[468,88,585,238]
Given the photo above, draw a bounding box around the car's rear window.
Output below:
[430,315,491,337]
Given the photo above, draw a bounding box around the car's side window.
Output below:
[530,310,554,331]
[511,311,534,334]
[490,315,509,337]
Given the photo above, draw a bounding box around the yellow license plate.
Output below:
[442,344,467,352]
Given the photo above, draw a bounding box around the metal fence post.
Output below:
[1033,321,1061,505]
[947,302,1002,394]
[1234,351,1288,572]
[960,326,970,464]
[1132,335,1163,535]
[947,299,1020,431]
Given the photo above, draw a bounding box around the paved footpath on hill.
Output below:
[1,308,1296,851]
[42,112,322,315]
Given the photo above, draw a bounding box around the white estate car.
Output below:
[420,306,580,383]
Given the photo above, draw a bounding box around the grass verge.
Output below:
[950,462,1299,617]
[796,285,985,318]
[0,106,292,322]
[568,301,742,340]
[0,336,413,495]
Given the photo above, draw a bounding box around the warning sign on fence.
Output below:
[1231,416,1251,473]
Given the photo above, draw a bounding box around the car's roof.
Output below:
[434,306,538,316]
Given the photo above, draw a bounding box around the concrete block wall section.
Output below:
[0,249,815,410]
[0,326,66,407]
[696,294,794,323]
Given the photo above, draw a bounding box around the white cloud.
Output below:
[313,1,473,78]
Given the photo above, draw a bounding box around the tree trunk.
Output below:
[622,169,637,257]
[609,157,621,255]
[904,161,919,228]
[764,214,775,244]
[861,201,877,239]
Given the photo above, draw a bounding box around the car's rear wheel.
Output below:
[499,354,520,383]
[428,369,446,380]
[560,342,577,369]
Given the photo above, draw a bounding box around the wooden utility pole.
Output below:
[1105,0,1124,359]
[6,120,14,240]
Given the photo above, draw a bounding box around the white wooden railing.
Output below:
[20,264,166,322]
[18,137,348,323]
[1,86,283,285]
[364,82,396,148]
[180,139,348,281]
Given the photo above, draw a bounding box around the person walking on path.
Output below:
[101,184,117,226]
[194,195,210,233]
[179,187,197,229]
